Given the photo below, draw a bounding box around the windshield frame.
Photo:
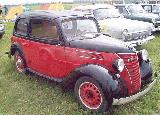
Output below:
[61,17,100,41]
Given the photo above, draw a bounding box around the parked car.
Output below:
[0,21,5,39]
[9,10,156,112]
[115,4,160,31]
[141,4,160,15]
[73,4,155,46]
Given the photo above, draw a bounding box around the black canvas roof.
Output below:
[18,10,86,20]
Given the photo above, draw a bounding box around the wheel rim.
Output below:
[15,54,25,73]
[79,82,102,110]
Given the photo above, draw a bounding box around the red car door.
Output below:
[28,18,66,78]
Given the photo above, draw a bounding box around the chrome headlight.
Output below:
[141,49,148,61]
[152,18,156,23]
[150,23,155,32]
[122,29,132,41]
[113,59,125,73]
[0,24,4,30]
[122,29,128,35]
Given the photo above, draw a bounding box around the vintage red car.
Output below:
[9,10,156,112]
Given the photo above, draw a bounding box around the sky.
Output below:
[0,0,73,5]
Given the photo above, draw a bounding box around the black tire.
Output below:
[0,34,3,39]
[14,51,27,74]
[74,76,113,112]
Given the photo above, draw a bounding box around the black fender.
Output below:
[140,60,153,85]
[65,64,119,95]
[9,43,27,67]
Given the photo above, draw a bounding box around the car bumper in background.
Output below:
[0,30,5,35]
[126,35,155,47]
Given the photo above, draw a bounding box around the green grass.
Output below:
[0,22,160,115]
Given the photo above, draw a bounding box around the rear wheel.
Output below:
[14,51,27,74]
[74,76,112,112]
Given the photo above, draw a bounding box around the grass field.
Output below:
[0,22,160,115]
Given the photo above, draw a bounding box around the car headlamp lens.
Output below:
[122,29,128,36]
[113,59,125,72]
[141,49,148,61]
[122,29,132,41]
[152,18,156,23]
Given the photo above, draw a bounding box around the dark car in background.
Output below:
[141,4,160,15]
[115,4,160,31]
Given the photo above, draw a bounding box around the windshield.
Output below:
[94,8,121,19]
[62,18,98,40]
[128,5,146,14]
[153,5,160,12]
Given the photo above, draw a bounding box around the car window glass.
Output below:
[143,6,152,12]
[16,19,27,36]
[77,20,95,31]
[62,21,73,29]
[116,7,128,15]
[62,18,98,40]
[30,19,59,40]
[128,5,145,14]
[152,5,160,12]
[94,8,121,19]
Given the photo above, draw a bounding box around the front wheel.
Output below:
[14,51,27,74]
[74,76,113,112]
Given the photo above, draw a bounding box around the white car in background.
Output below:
[73,4,155,46]
[0,20,5,39]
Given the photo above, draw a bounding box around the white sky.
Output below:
[0,0,73,5]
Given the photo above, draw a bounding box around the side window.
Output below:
[30,19,59,40]
[122,7,128,15]
[15,18,27,36]
[143,6,152,12]
[117,7,128,15]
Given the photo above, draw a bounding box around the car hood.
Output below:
[133,13,159,20]
[98,18,153,33]
[68,34,134,53]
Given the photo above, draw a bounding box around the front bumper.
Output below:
[153,23,160,31]
[112,79,156,105]
[0,30,5,35]
[125,35,155,47]
[154,26,160,31]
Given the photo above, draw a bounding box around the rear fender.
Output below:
[10,43,23,57]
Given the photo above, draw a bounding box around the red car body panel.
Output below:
[118,53,141,94]
[11,35,141,95]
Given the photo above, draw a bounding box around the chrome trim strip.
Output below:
[126,35,155,46]
[27,68,63,82]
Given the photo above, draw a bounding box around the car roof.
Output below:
[72,4,115,11]
[115,4,143,8]
[141,4,160,6]
[18,10,86,20]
